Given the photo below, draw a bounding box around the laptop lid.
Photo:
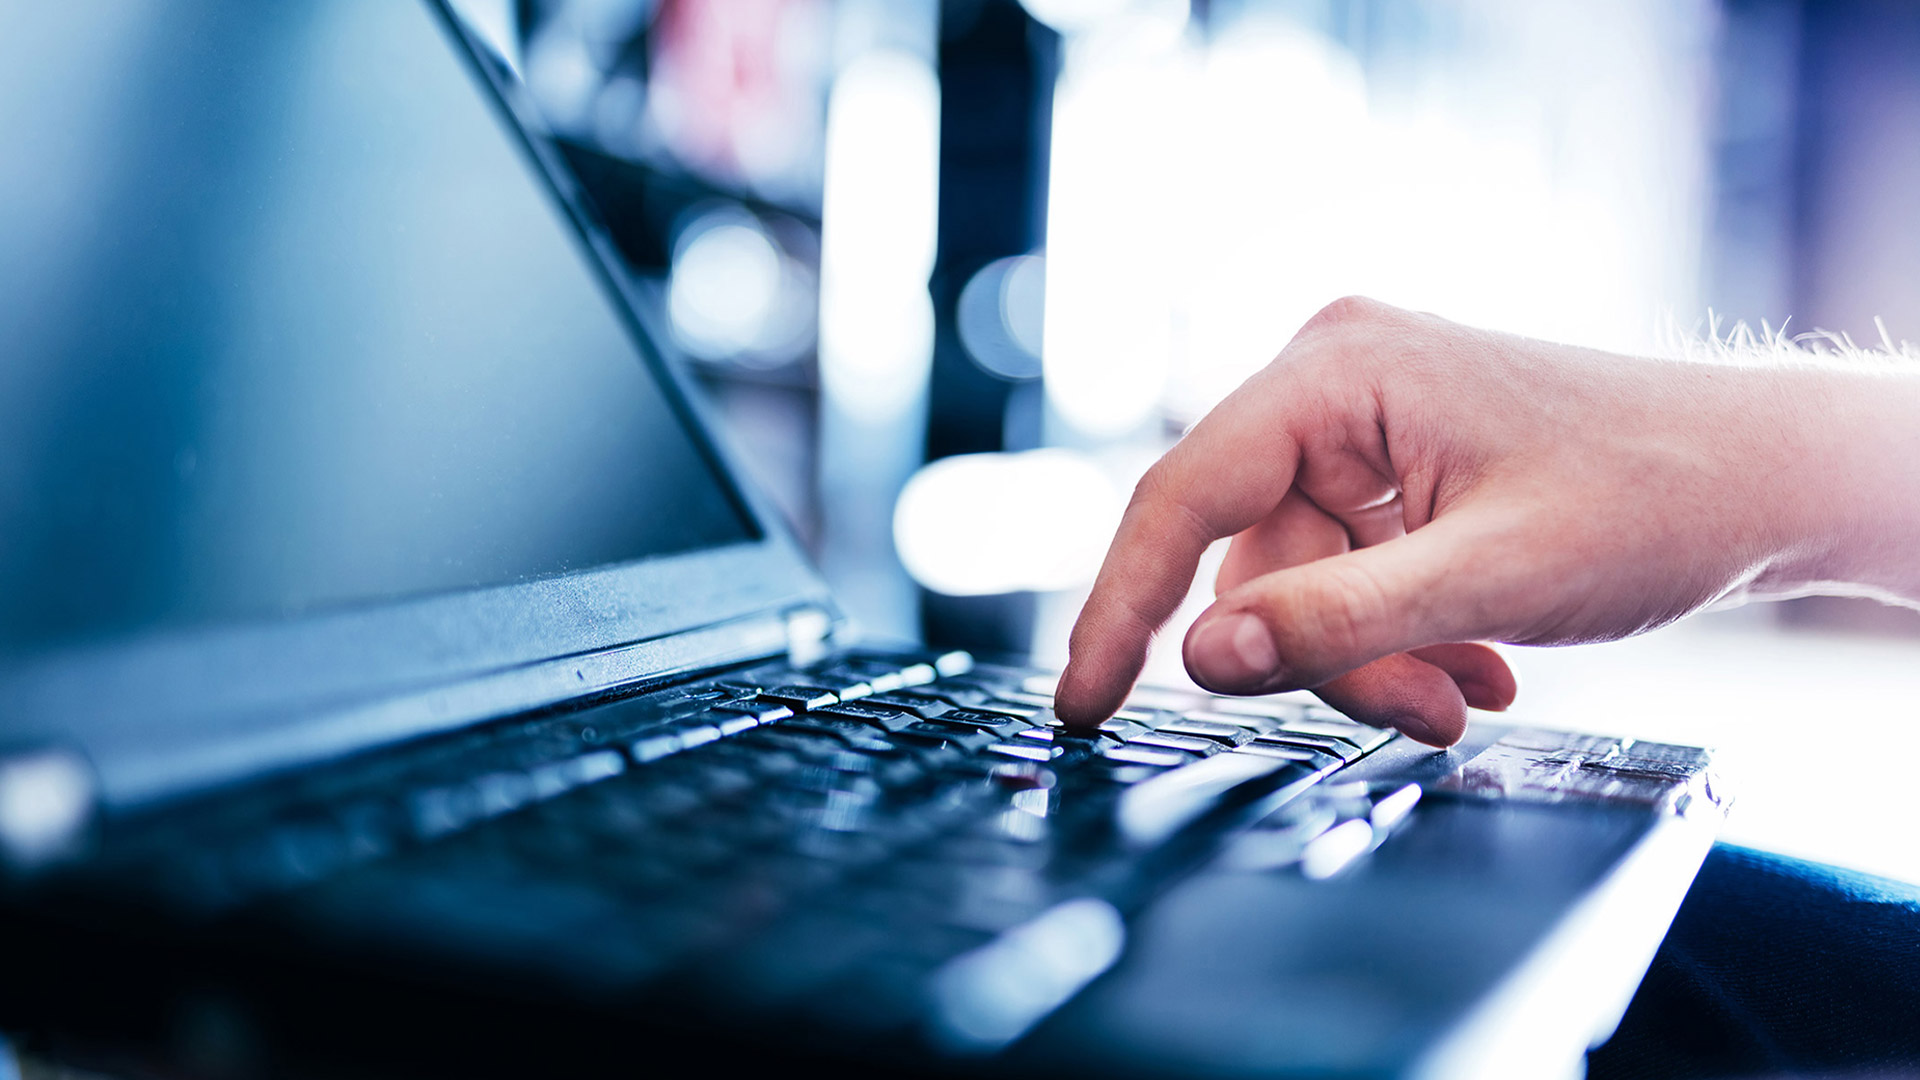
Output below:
[0,1,833,808]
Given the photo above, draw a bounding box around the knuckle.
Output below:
[1275,296,1400,387]
[1303,294,1386,333]
[1127,464,1173,515]
[1128,461,1198,523]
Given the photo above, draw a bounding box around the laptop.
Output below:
[0,4,1727,1078]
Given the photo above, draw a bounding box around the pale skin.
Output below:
[1053,296,1920,744]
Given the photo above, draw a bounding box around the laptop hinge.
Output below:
[782,605,839,668]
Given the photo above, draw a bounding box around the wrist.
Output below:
[1760,365,1920,604]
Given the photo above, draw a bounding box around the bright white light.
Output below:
[893,449,1123,596]
[1041,29,1193,437]
[1019,0,1184,38]
[0,750,93,869]
[1163,21,1373,421]
[667,211,783,359]
[817,50,941,422]
[445,0,523,77]
[1002,254,1047,358]
[1040,7,1711,430]
[931,897,1126,1050]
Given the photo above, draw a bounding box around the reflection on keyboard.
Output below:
[92,652,1400,1049]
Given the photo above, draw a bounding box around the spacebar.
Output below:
[1114,748,1306,848]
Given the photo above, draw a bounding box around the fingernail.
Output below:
[1455,680,1504,712]
[1188,613,1281,692]
[1388,711,1441,746]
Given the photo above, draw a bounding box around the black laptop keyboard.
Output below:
[88,651,1401,1048]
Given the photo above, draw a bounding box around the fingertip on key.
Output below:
[1389,708,1466,748]
[1049,666,1112,732]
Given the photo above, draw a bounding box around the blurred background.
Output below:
[450,0,1920,883]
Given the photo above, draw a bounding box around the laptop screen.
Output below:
[0,2,756,658]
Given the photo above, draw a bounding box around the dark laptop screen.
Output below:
[0,2,755,656]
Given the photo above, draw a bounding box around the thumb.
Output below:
[1182,514,1512,696]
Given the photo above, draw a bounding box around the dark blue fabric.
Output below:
[1587,844,1920,1079]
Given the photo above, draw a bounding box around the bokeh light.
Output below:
[666,205,814,366]
[817,48,941,422]
[957,253,1046,381]
[894,449,1122,596]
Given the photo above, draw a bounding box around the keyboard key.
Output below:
[811,701,919,733]
[832,680,876,702]
[1013,728,1098,747]
[813,658,918,695]
[1278,718,1395,753]
[984,743,1061,764]
[1151,719,1254,746]
[1183,709,1284,735]
[895,662,938,687]
[710,700,795,725]
[932,650,975,678]
[986,761,1057,791]
[928,708,1028,736]
[759,686,841,711]
[710,712,765,737]
[863,692,957,719]
[1205,697,1312,721]
[1098,744,1188,768]
[778,724,901,756]
[640,685,736,709]
[1252,732,1362,763]
[733,729,855,763]
[1127,731,1220,756]
[1096,717,1154,741]
[1236,742,1342,770]
[894,723,999,754]
[629,731,686,765]
[1114,749,1310,847]
[525,750,625,800]
[667,719,723,751]
[802,669,875,700]
[779,715,887,742]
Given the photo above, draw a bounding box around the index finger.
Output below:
[1052,370,1307,728]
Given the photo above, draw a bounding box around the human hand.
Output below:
[1054,297,1920,744]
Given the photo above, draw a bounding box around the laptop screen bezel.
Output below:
[0,2,837,808]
